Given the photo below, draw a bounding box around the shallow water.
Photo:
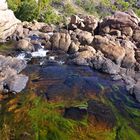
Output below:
[0,38,140,139]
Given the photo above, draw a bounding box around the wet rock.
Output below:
[69,49,95,66]
[64,107,87,121]
[16,39,34,51]
[93,35,125,64]
[102,59,120,74]
[92,51,120,74]
[87,100,116,128]
[0,55,28,93]
[50,32,71,52]
[6,74,28,93]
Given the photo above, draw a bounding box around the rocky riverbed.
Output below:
[1,10,140,102]
[0,1,140,139]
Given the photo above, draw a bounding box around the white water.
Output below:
[16,45,65,65]
[32,49,49,58]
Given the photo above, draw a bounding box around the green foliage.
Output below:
[64,4,76,16]
[15,0,38,21]
[41,6,63,24]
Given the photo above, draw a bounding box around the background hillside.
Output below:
[7,0,140,23]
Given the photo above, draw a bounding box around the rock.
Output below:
[93,35,125,64]
[0,0,8,10]
[68,41,80,54]
[0,0,20,41]
[92,51,120,74]
[70,15,83,25]
[69,15,98,33]
[6,74,28,93]
[82,15,99,32]
[100,11,140,39]
[121,27,133,37]
[102,59,120,74]
[70,49,96,66]
[101,11,139,30]
[109,29,121,37]
[79,45,96,53]
[64,107,87,121]
[135,48,140,63]
[133,29,140,43]
[0,55,28,93]
[121,40,136,68]
[50,32,71,52]
[16,39,34,51]
[75,29,94,45]
[0,55,27,73]
[39,25,53,33]
[133,81,140,102]
[87,100,116,128]
[44,41,52,50]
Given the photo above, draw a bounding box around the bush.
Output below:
[15,0,38,21]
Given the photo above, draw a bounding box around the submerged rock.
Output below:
[87,100,116,128]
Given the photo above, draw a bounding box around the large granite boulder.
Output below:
[93,35,125,64]
[0,0,20,41]
[50,32,71,52]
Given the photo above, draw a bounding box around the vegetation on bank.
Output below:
[7,0,140,24]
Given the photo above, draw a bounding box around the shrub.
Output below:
[15,0,38,21]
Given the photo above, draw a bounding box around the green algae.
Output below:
[0,89,140,140]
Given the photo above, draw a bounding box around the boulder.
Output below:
[16,39,34,51]
[133,81,140,102]
[121,40,136,68]
[0,55,28,93]
[0,0,8,10]
[69,49,96,66]
[75,29,94,45]
[99,11,140,39]
[133,29,140,43]
[100,11,139,31]
[92,51,120,74]
[6,74,28,93]
[135,48,140,63]
[50,32,71,52]
[93,35,125,64]
[68,41,80,54]
[121,27,133,37]
[0,0,20,41]
[82,15,99,32]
